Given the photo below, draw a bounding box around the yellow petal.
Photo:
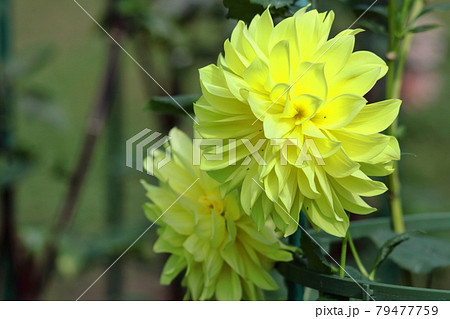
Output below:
[210,210,226,248]
[263,114,293,139]
[295,10,325,61]
[302,123,341,158]
[199,65,233,98]
[335,170,387,196]
[247,91,283,119]
[276,165,297,210]
[243,57,269,93]
[241,165,263,213]
[222,69,250,102]
[269,83,290,105]
[313,94,367,129]
[282,94,322,124]
[330,179,377,215]
[304,199,348,237]
[297,164,321,199]
[268,16,299,69]
[314,166,334,209]
[345,50,388,80]
[322,149,360,178]
[312,34,355,78]
[269,40,291,83]
[367,136,401,164]
[291,62,327,100]
[327,50,388,98]
[317,11,335,44]
[224,39,248,75]
[216,265,242,301]
[360,161,395,177]
[345,99,401,134]
[330,130,390,162]
[252,9,274,55]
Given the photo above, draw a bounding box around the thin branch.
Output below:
[37,27,124,290]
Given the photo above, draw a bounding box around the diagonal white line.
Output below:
[251,178,376,301]
[72,0,199,125]
[75,178,200,301]
[251,0,379,125]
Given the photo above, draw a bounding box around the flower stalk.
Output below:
[348,232,370,279]
[339,232,348,278]
[386,0,423,233]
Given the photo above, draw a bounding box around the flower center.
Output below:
[293,110,307,125]
[279,94,322,128]
[198,195,224,215]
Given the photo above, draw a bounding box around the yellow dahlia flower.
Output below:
[194,8,401,237]
[142,128,293,300]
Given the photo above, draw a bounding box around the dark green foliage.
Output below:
[354,4,388,18]
[409,24,441,34]
[370,229,450,275]
[301,230,336,274]
[418,3,450,18]
[369,231,414,277]
[223,0,264,22]
[307,214,450,276]
[145,94,199,115]
[223,0,303,22]
[357,18,388,34]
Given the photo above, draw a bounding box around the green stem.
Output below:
[339,232,348,278]
[386,0,423,234]
[348,232,370,279]
[386,0,404,234]
[104,0,124,301]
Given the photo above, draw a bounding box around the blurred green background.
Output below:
[1,0,449,300]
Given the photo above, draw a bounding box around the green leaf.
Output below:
[369,229,450,274]
[354,4,388,18]
[409,24,441,34]
[251,0,295,8]
[370,231,414,276]
[308,213,450,275]
[301,231,335,274]
[357,18,387,34]
[145,94,199,115]
[287,0,311,15]
[223,0,266,22]
[223,0,295,22]
[418,3,450,18]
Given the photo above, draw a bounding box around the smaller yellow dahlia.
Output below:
[142,128,292,300]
